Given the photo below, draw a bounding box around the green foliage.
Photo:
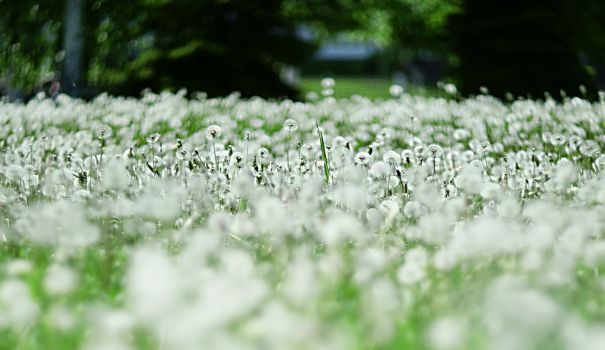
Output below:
[119,0,316,98]
[3,0,605,99]
[0,0,145,92]
[0,0,61,89]
[1,0,319,98]
[376,0,458,60]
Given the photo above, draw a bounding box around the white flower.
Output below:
[44,264,78,296]
[480,182,502,200]
[4,259,33,276]
[397,262,425,285]
[369,161,390,179]
[321,77,335,88]
[454,164,483,194]
[20,201,100,251]
[426,316,467,350]
[95,124,113,140]
[404,200,425,218]
[283,118,298,131]
[47,305,76,331]
[101,159,130,190]
[0,279,40,330]
[389,84,404,97]
[5,164,25,181]
[355,151,371,166]
[320,211,363,246]
[205,124,222,140]
[383,150,401,164]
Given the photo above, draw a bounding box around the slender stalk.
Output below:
[212,139,218,172]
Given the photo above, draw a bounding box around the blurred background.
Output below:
[1,0,605,101]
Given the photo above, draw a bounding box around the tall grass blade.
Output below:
[316,121,331,186]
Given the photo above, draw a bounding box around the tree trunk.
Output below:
[62,0,84,97]
[5,66,22,102]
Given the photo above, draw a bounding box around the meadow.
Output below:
[1,86,605,350]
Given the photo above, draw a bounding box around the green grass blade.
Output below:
[316,121,331,186]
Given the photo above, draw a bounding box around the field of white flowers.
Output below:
[1,89,605,350]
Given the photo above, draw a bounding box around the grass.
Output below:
[298,76,443,99]
[316,121,331,186]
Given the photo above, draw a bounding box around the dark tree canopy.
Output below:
[0,0,321,99]
[448,0,604,100]
[3,0,605,99]
[120,0,316,99]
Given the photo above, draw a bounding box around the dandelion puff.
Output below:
[444,83,457,95]
[404,200,425,218]
[146,133,160,144]
[379,199,400,226]
[443,183,458,198]
[549,133,566,146]
[230,152,244,167]
[321,77,335,89]
[480,183,502,201]
[257,147,271,163]
[433,249,457,271]
[322,88,334,97]
[454,165,483,194]
[426,316,467,350]
[580,140,600,157]
[366,208,385,230]
[5,164,25,182]
[397,262,425,285]
[355,151,371,166]
[95,124,112,140]
[332,136,347,149]
[175,149,188,160]
[283,119,298,132]
[4,259,33,276]
[47,305,76,331]
[101,159,130,190]
[507,174,525,191]
[383,150,401,165]
[405,247,428,267]
[426,144,443,158]
[205,124,222,140]
[401,149,414,165]
[44,264,78,296]
[453,129,470,141]
[369,161,390,179]
[0,279,40,330]
[389,84,404,97]
[320,212,363,246]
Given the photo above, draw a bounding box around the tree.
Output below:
[447,0,605,99]
[115,0,316,99]
[0,0,138,98]
[1,0,326,99]
[62,0,84,96]
[0,0,61,98]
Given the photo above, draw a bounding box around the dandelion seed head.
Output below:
[146,133,160,144]
[95,124,112,140]
[355,151,371,166]
[205,125,222,140]
[389,84,404,97]
[283,119,298,132]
